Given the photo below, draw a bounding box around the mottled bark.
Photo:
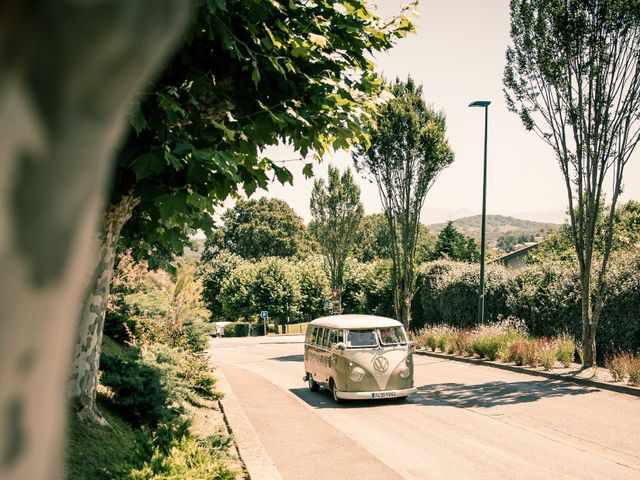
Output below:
[0,2,189,480]
[70,195,139,424]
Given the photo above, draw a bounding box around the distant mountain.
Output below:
[427,215,560,246]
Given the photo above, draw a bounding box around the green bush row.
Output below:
[412,253,640,359]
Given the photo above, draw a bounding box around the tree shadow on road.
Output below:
[415,380,599,409]
[291,380,599,410]
[289,387,441,409]
[271,354,304,362]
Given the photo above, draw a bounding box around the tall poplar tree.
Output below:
[310,166,364,312]
[504,0,640,366]
[353,77,454,327]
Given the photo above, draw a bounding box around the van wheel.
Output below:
[330,379,342,404]
[307,374,319,392]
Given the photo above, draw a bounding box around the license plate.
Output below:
[371,391,397,399]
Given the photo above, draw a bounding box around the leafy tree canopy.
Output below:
[353,76,454,325]
[353,213,435,263]
[310,165,364,303]
[112,0,416,260]
[431,221,480,263]
[297,257,331,321]
[504,0,640,365]
[529,200,640,264]
[204,198,310,260]
[198,250,244,319]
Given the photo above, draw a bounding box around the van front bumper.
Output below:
[335,387,417,400]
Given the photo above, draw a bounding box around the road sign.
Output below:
[260,310,269,319]
[331,289,339,300]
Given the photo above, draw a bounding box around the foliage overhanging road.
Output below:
[211,335,640,480]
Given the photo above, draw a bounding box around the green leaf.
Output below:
[187,192,208,210]
[273,165,294,185]
[302,163,314,178]
[164,151,182,170]
[132,152,163,180]
[212,120,236,141]
[251,67,261,87]
[308,33,327,47]
[130,104,148,135]
[157,193,187,222]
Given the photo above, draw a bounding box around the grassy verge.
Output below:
[66,398,138,480]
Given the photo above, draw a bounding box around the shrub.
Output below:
[538,338,558,371]
[412,254,640,360]
[128,419,236,480]
[100,342,220,426]
[629,356,640,386]
[416,325,455,352]
[145,343,220,402]
[100,350,175,427]
[509,339,540,367]
[524,340,542,367]
[452,330,473,356]
[605,353,630,381]
[362,259,395,318]
[556,334,576,367]
[468,320,527,361]
[470,326,504,360]
[437,331,455,353]
[496,343,512,362]
[223,322,250,337]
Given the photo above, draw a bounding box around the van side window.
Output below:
[307,326,317,344]
[315,328,325,346]
[322,329,331,348]
[330,329,344,346]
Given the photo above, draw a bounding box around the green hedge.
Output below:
[412,254,640,358]
[222,322,251,337]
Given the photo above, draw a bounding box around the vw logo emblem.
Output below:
[373,355,389,373]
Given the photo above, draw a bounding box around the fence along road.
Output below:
[209,335,640,480]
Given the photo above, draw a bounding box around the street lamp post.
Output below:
[469,100,491,325]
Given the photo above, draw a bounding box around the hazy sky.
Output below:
[250,0,640,225]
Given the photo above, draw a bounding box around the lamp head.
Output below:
[469,100,491,107]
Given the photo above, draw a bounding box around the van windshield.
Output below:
[378,326,407,346]
[346,329,378,348]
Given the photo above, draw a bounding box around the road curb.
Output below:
[415,350,640,398]
[213,364,283,480]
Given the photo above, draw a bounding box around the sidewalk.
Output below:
[415,349,640,398]
[216,363,403,480]
[214,365,283,480]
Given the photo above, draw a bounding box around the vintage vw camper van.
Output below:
[303,315,417,402]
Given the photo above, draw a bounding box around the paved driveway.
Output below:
[210,335,640,480]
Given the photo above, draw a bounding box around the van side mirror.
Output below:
[335,342,346,351]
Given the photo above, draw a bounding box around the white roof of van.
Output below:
[309,314,402,329]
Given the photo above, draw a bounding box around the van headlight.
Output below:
[350,367,365,382]
[399,366,411,379]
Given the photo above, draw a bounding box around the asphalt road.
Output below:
[210,335,640,480]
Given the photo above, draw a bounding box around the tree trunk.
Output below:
[69,195,139,424]
[582,322,597,368]
[401,295,411,330]
[0,4,188,480]
[580,277,597,368]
